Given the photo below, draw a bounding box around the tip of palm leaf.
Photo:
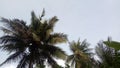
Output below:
[0,62,5,67]
[41,9,45,17]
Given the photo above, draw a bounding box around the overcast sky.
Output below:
[0,0,120,68]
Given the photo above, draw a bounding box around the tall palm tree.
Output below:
[66,39,93,68]
[95,42,120,68]
[0,10,67,68]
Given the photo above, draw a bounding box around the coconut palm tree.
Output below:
[95,42,120,68]
[0,10,67,68]
[66,39,93,68]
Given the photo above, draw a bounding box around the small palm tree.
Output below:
[0,10,67,68]
[95,42,120,68]
[66,39,93,68]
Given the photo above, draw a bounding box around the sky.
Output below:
[0,0,120,68]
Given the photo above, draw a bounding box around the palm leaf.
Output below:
[0,18,29,39]
[48,33,67,44]
[39,9,45,20]
[39,44,67,60]
[0,27,15,34]
[66,55,74,63]
[30,11,41,31]
[17,54,28,68]
[0,51,23,66]
[0,35,21,43]
[47,16,58,32]
[103,41,120,51]
[95,42,118,67]
[53,48,67,60]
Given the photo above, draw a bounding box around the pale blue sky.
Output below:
[0,0,120,68]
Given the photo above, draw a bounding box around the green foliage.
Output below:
[103,40,120,51]
[0,10,67,68]
[1,9,120,68]
[95,42,120,68]
[66,39,93,68]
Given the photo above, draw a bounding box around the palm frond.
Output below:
[104,40,120,51]
[30,11,41,31]
[48,33,67,44]
[17,54,28,68]
[52,47,67,60]
[47,55,57,67]
[0,18,29,39]
[95,42,115,67]
[0,35,27,53]
[0,35,21,44]
[47,16,58,32]
[1,18,27,31]
[0,51,23,66]
[0,42,26,53]
[66,55,74,63]
[69,40,80,53]
[71,57,75,68]
[39,9,45,20]
[0,27,15,34]
[39,44,67,60]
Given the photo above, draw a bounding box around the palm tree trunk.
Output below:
[29,61,33,68]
